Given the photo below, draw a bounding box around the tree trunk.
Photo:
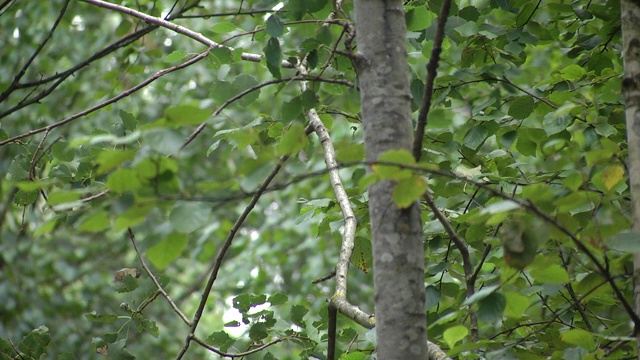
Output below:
[621,0,640,357]
[354,1,429,358]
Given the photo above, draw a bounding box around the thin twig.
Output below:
[175,156,290,359]
[0,49,211,147]
[127,228,191,326]
[412,0,452,161]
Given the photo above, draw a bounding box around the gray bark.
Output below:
[354,1,429,358]
[621,0,640,357]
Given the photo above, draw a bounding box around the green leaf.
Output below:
[51,141,74,161]
[605,231,640,252]
[106,168,141,193]
[119,109,138,131]
[291,304,308,327]
[210,21,235,33]
[265,15,284,37]
[268,293,288,306]
[463,124,489,150]
[425,285,441,310]
[339,352,368,360]
[530,262,570,284]
[392,176,428,208]
[351,236,372,273]
[233,293,267,313]
[234,74,261,107]
[504,292,531,318]
[96,149,136,175]
[373,149,416,180]
[165,104,212,126]
[146,233,188,270]
[47,190,81,206]
[264,37,282,78]
[85,312,118,323]
[17,326,50,359]
[559,64,586,81]
[277,123,308,155]
[164,50,187,63]
[463,285,499,306]
[78,210,110,232]
[508,96,534,119]
[478,292,506,322]
[561,328,595,350]
[169,202,211,233]
[443,325,468,349]
[207,331,235,352]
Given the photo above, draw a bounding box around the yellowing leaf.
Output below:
[601,165,624,190]
[443,325,468,349]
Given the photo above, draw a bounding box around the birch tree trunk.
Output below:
[621,0,640,357]
[354,1,429,358]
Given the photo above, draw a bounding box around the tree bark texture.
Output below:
[621,0,640,357]
[354,1,429,359]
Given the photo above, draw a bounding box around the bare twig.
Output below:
[127,228,191,326]
[0,0,70,104]
[412,0,452,161]
[181,76,353,150]
[80,0,294,68]
[0,49,211,147]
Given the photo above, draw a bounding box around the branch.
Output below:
[127,228,191,326]
[175,155,291,359]
[0,0,70,104]
[80,0,294,68]
[0,49,211,147]
[412,0,452,161]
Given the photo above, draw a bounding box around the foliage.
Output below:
[0,0,636,359]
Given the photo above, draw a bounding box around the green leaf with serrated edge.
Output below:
[233,74,260,107]
[463,284,499,306]
[146,233,188,270]
[207,331,235,352]
[265,15,284,37]
[392,176,428,208]
[233,294,267,313]
[504,292,531,318]
[51,141,74,161]
[96,149,136,175]
[530,262,569,284]
[263,37,282,78]
[561,328,595,350]
[425,285,441,310]
[291,304,308,327]
[268,293,288,305]
[85,312,118,323]
[106,168,141,193]
[119,109,137,131]
[443,325,468,349]
[277,123,308,155]
[17,326,50,359]
[169,202,211,233]
[463,124,489,150]
[373,149,415,180]
[478,292,506,322]
[559,64,586,81]
[508,96,534,119]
